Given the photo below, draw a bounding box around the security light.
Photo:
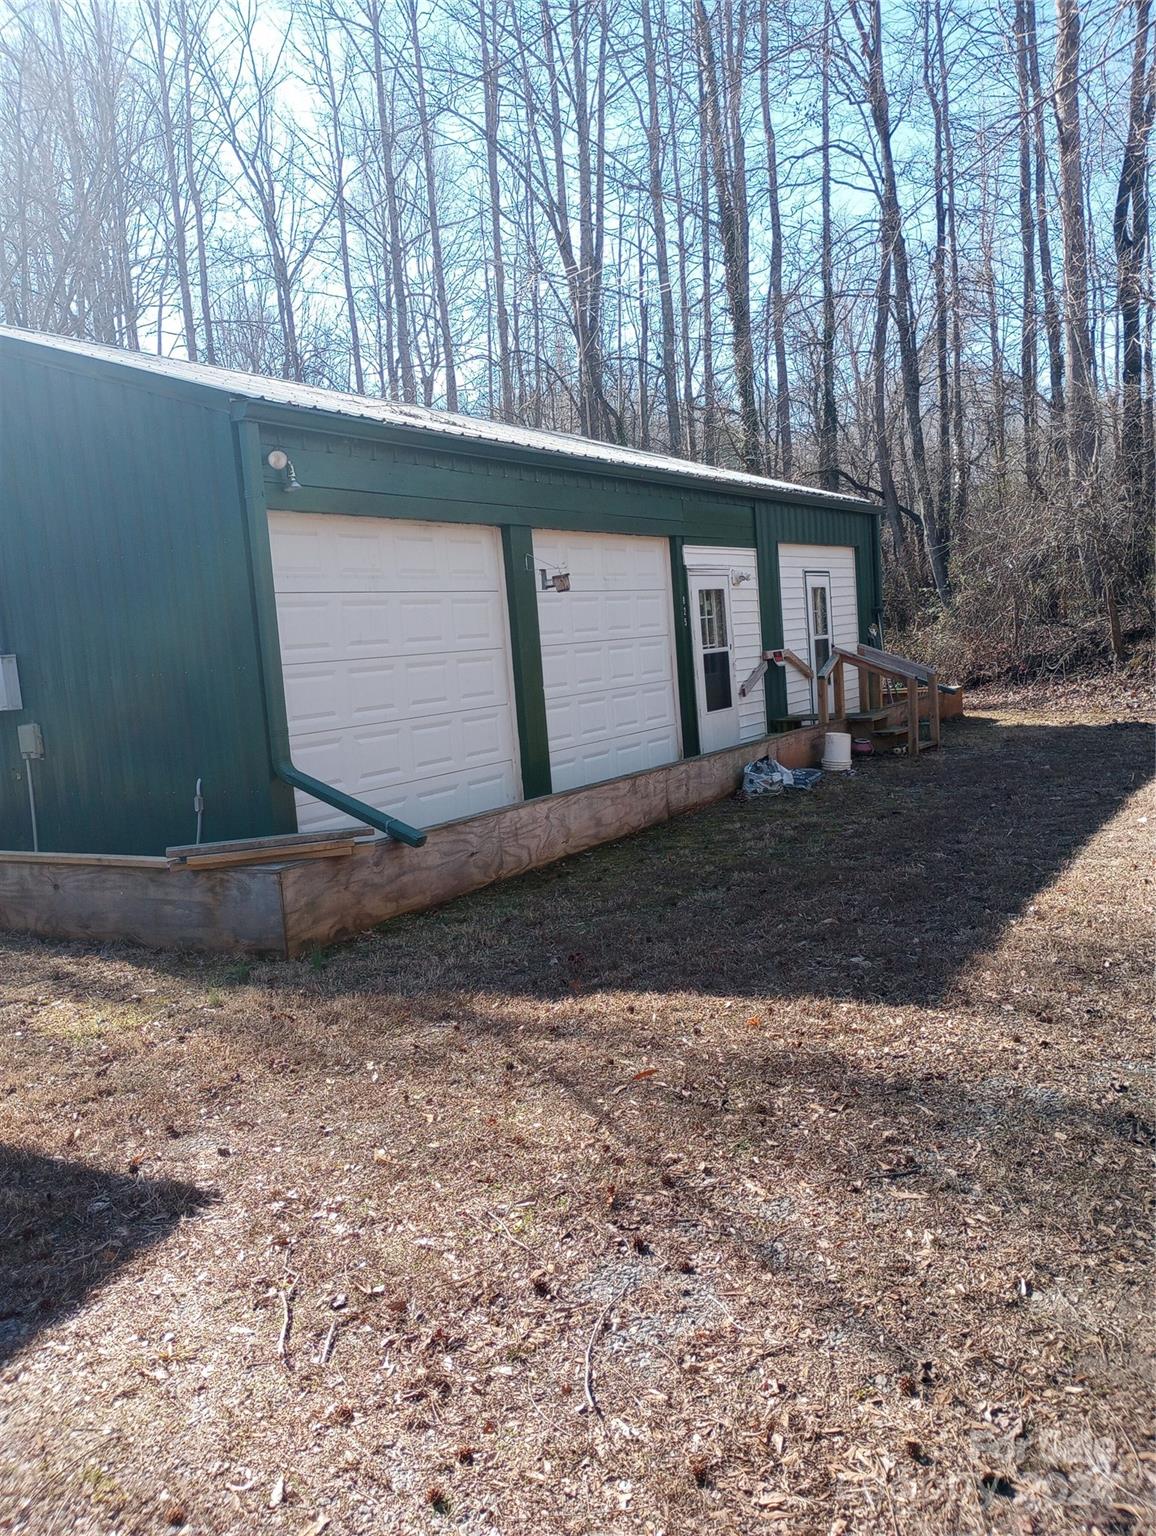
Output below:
[266,449,301,492]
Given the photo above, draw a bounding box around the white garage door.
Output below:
[534,530,680,792]
[268,512,520,832]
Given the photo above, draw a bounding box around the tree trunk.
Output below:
[407,0,457,410]
[1113,0,1153,513]
[640,0,682,454]
[758,0,791,476]
[1053,0,1097,477]
[147,0,198,360]
[368,0,416,402]
[1014,0,1039,488]
[695,0,761,472]
[478,0,514,420]
[817,0,838,490]
[1024,0,1065,429]
[849,0,949,600]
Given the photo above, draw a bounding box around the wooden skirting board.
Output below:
[0,722,830,956]
[870,688,964,729]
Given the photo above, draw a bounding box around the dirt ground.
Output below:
[0,684,1152,1536]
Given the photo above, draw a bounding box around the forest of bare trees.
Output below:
[0,0,1151,677]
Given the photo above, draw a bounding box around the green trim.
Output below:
[754,510,788,727]
[669,539,701,758]
[232,418,298,838]
[234,416,426,847]
[501,526,552,799]
[242,401,877,517]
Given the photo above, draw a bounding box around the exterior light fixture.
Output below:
[266,449,301,492]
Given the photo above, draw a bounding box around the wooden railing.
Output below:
[745,643,941,755]
[826,643,940,753]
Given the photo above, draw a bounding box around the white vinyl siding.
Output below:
[268,512,520,832]
[777,543,861,716]
[683,544,766,745]
[534,530,680,792]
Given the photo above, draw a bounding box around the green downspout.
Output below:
[232,411,427,849]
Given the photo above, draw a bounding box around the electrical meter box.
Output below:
[0,655,21,711]
[17,722,43,759]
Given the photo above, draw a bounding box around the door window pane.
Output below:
[810,584,829,639]
[702,650,733,712]
[698,588,726,650]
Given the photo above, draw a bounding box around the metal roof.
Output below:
[0,326,873,510]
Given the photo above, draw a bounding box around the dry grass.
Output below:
[0,684,1152,1535]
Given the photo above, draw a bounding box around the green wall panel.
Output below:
[0,350,281,854]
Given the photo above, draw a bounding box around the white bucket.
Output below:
[822,731,853,772]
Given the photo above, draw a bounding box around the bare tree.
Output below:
[1114,0,1154,512]
[1053,0,1097,475]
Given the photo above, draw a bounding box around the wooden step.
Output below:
[846,709,890,725]
[768,715,818,731]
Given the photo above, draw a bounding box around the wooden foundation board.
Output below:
[0,721,836,956]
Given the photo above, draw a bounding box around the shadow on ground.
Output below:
[301,715,1154,1007]
[0,1145,211,1367]
[6,716,1151,1011]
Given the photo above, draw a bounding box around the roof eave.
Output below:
[234,398,878,516]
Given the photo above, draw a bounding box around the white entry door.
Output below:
[803,571,834,714]
[689,572,740,753]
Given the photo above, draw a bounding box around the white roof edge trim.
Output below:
[0,327,873,509]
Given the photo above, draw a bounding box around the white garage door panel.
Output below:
[281,650,511,735]
[275,590,506,664]
[271,517,502,593]
[269,512,520,833]
[534,530,680,792]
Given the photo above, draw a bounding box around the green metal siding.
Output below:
[0,350,283,854]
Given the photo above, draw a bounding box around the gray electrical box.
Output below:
[0,656,21,711]
[18,722,43,759]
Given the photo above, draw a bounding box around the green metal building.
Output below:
[0,328,881,857]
